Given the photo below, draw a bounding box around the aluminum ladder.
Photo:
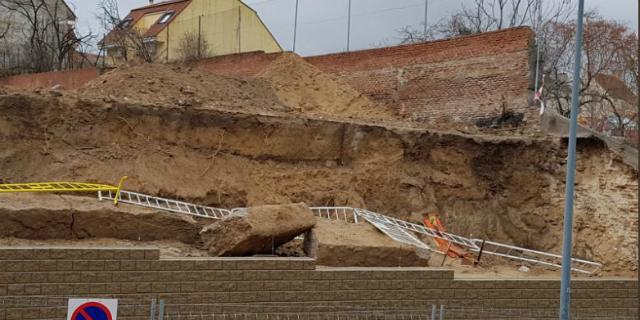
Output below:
[98,190,231,220]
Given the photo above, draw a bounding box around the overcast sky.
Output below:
[69,0,638,56]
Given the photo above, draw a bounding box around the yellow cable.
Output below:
[113,176,128,206]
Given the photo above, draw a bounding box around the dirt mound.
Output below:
[79,54,396,122]
[79,63,288,113]
[257,53,396,121]
[201,203,315,256]
[305,219,431,267]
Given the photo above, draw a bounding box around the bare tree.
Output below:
[543,12,638,135]
[97,0,154,64]
[0,0,93,72]
[398,0,573,43]
[43,0,94,70]
[176,31,210,64]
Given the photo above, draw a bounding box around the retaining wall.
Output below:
[0,247,637,320]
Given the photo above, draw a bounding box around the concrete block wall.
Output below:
[0,248,637,320]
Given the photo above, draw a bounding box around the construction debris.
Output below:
[304,219,431,267]
[200,203,316,256]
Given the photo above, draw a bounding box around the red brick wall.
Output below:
[199,27,536,124]
[0,68,99,90]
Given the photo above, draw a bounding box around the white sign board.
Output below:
[67,299,118,320]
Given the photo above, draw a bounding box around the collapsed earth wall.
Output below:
[0,248,637,320]
[1,92,636,273]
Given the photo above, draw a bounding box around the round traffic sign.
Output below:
[70,302,113,320]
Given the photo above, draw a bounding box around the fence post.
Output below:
[346,0,352,51]
[439,305,445,320]
[198,15,202,59]
[149,298,157,320]
[157,299,165,320]
[431,305,436,320]
[166,23,170,62]
[293,0,299,52]
[475,240,486,266]
[237,6,242,53]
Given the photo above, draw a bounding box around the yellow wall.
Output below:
[108,0,281,64]
[154,0,281,62]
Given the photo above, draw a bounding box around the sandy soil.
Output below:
[257,53,396,121]
[79,53,396,122]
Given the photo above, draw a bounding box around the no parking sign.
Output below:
[67,299,118,320]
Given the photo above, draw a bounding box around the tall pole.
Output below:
[636,2,639,311]
[293,0,299,52]
[423,0,428,35]
[534,0,543,95]
[346,0,352,52]
[559,0,585,319]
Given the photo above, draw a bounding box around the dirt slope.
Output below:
[256,53,396,121]
[0,89,636,275]
[80,63,288,113]
[79,53,396,122]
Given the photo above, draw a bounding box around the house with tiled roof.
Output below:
[101,0,282,64]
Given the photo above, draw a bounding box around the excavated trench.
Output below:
[0,92,637,274]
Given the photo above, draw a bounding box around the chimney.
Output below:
[149,0,154,4]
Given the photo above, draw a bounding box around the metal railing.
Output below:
[95,191,602,274]
[98,190,232,220]
[472,240,602,275]
[310,206,359,223]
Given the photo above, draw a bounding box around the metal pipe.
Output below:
[559,0,585,319]
[293,0,299,52]
[149,298,157,320]
[533,0,543,95]
[431,305,436,320]
[346,0,352,51]
[439,305,445,320]
[423,0,428,35]
[637,3,640,314]
[158,299,165,320]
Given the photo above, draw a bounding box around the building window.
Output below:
[158,12,174,24]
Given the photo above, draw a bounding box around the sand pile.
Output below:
[80,63,288,113]
[79,54,396,122]
[257,53,396,121]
